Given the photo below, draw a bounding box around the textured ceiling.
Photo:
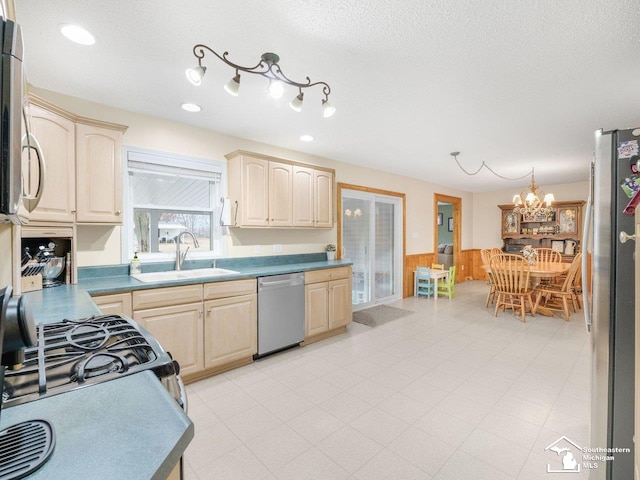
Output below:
[15,0,640,192]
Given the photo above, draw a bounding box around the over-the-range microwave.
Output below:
[0,17,44,224]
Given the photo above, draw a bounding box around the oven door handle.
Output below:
[21,131,46,213]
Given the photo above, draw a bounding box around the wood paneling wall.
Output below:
[403,249,486,298]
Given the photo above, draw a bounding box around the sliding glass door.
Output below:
[342,190,402,310]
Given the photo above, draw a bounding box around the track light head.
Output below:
[224,73,241,96]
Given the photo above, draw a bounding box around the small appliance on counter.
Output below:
[0,285,55,480]
[20,240,70,291]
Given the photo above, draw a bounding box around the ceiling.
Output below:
[14,0,640,192]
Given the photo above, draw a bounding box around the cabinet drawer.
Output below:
[305,267,350,284]
[132,284,203,310]
[21,226,75,238]
[203,279,256,300]
[92,292,132,317]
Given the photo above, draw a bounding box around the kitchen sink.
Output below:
[132,268,240,283]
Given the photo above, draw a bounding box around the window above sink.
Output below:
[122,147,227,264]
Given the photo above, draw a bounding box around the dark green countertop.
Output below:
[2,371,193,480]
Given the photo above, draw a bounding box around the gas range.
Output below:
[2,314,183,409]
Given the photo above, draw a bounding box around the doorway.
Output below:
[434,193,461,281]
[338,184,405,310]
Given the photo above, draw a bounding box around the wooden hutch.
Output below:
[498,201,586,262]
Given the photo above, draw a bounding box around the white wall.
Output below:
[30,87,474,266]
[472,181,590,249]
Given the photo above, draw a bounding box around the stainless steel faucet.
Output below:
[175,231,199,270]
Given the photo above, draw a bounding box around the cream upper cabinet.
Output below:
[237,156,269,226]
[268,161,293,226]
[27,104,76,223]
[75,122,124,224]
[314,170,333,228]
[26,96,127,225]
[293,166,314,227]
[227,150,334,229]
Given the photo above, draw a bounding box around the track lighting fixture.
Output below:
[186,46,335,117]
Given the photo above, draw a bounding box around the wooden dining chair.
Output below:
[415,266,434,298]
[532,253,582,321]
[535,248,562,263]
[490,254,535,323]
[437,266,456,299]
[480,249,497,307]
[490,247,503,257]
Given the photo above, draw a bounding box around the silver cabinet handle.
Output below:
[116,210,122,215]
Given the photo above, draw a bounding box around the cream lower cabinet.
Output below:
[133,302,205,377]
[92,292,132,317]
[305,267,352,340]
[133,284,205,377]
[204,294,257,368]
[131,279,257,381]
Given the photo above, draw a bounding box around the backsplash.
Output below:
[77,253,329,280]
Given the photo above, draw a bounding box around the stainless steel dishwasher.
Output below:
[256,272,305,357]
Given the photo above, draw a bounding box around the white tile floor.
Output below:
[183,281,590,479]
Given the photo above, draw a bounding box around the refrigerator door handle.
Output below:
[582,160,594,333]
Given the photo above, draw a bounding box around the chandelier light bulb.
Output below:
[224,73,241,96]
[185,66,206,86]
[322,99,336,118]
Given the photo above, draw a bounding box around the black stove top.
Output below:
[2,314,177,408]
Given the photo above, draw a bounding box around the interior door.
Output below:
[341,189,402,310]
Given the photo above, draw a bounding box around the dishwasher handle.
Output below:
[258,273,304,290]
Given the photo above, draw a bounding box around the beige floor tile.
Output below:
[317,425,384,474]
[459,429,530,477]
[184,421,242,470]
[193,445,270,480]
[388,426,456,475]
[224,404,282,443]
[413,409,475,448]
[272,447,350,480]
[261,390,316,422]
[433,450,513,480]
[349,407,410,446]
[245,423,312,471]
[377,392,433,424]
[319,390,375,423]
[287,406,346,444]
[353,448,431,480]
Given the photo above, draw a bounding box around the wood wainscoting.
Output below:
[403,249,487,298]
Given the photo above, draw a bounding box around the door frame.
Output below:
[337,182,406,297]
[433,193,461,281]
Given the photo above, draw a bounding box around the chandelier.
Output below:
[185,46,336,117]
[512,169,555,218]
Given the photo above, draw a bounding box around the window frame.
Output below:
[121,146,227,264]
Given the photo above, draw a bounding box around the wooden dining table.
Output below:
[481,262,572,316]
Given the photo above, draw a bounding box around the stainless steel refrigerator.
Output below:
[585,127,640,479]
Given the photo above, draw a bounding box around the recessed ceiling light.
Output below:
[300,135,314,142]
[60,24,95,45]
[181,103,202,112]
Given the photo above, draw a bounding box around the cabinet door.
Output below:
[329,278,351,329]
[27,105,76,223]
[292,166,314,227]
[305,282,329,337]
[203,294,257,368]
[75,123,123,223]
[92,292,132,317]
[241,156,269,226]
[133,303,204,377]
[314,170,333,228]
[269,162,293,226]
